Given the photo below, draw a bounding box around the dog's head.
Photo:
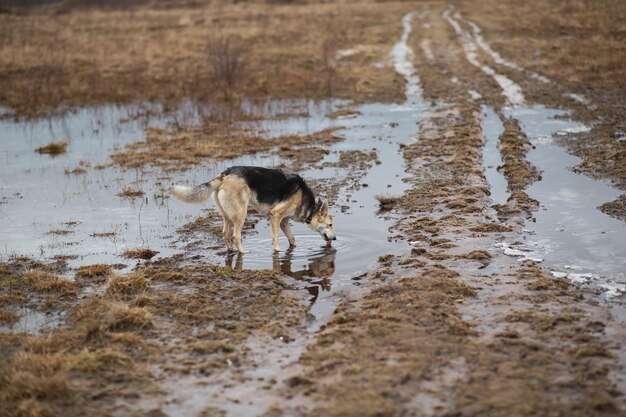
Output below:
[307,199,336,246]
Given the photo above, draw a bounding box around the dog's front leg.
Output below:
[280,218,296,247]
[270,214,281,252]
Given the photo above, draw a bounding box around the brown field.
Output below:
[0,0,408,117]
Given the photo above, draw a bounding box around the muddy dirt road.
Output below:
[1,1,625,417]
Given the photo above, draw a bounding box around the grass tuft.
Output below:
[375,194,400,209]
[106,304,153,331]
[75,264,111,279]
[117,187,145,198]
[21,270,77,295]
[106,272,149,298]
[121,248,158,260]
[189,340,236,355]
[35,141,66,156]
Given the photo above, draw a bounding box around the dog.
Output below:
[169,166,337,253]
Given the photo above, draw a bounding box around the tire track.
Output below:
[443,5,525,107]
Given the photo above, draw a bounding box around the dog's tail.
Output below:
[169,177,221,204]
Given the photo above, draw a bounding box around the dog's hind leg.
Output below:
[217,185,250,254]
[280,218,296,247]
[231,215,247,253]
[222,220,234,251]
[213,192,233,251]
[270,213,282,252]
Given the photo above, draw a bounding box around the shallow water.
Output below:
[0,96,424,332]
[496,106,626,298]
[174,100,424,321]
[481,105,508,206]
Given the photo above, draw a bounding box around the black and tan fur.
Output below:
[170,166,337,253]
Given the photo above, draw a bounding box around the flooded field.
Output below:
[1,1,625,416]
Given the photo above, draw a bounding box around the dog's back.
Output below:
[222,166,313,206]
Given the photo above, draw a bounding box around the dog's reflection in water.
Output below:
[225,248,336,304]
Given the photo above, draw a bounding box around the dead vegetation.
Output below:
[290,266,476,416]
[117,187,145,198]
[105,272,149,299]
[121,248,158,260]
[34,140,67,156]
[0,0,409,118]
[375,194,401,209]
[21,270,77,295]
[75,264,111,280]
[111,126,342,171]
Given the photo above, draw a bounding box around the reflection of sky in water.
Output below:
[481,105,508,206]
[502,106,626,293]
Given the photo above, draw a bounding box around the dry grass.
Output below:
[75,264,111,279]
[105,272,149,298]
[458,250,492,261]
[0,308,18,325]
[0,295,152,417]
[121,248,158,260]
[470,223,513,233]
[46,229,74,236]
[21,270,77,295]
[64,167,87,175]
[189,340,235,355]
[89,231,116,238]
[111,126,342,171]
[34,140,67,156]
[0,1,409,117]
[116,187,145,198]
[105,304,153,331]
[375,194,401,209]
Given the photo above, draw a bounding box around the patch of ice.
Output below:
[531,134,553,145]
[336,48,358,60]
[569,273,596,284]
[603,283,626,298]
[504,247,525,257]
[391,12,422,99]
[336,46,368,61]
[450,76,459,84]
[420,39,435,62]
[468,89,482,100]
[566,93,589,105]
[519,256,543,263]
[551,271,568,278]
[556,124,591,135]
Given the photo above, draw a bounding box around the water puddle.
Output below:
[0,306,65,335]
[494,106,626,299]
[481,105,508,206]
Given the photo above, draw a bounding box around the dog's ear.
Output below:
[318,199,329,216]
